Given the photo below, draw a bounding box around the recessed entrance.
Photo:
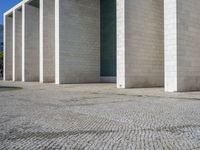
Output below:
[100,0,116,83]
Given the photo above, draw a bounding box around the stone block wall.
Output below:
[13,9,22,81]
[4,15,13,80]
[165,0,200,92]
[177,0,200,91]
[40,0,55,83]
[55,0,100,84]
[22,4,39,82]
[117,0,164,88]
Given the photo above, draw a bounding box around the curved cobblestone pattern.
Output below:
[1,82,200,149]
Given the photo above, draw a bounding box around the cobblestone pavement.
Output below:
[1,81,200,150]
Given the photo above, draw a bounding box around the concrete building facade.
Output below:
[3,0,200,92]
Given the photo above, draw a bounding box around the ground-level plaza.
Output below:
[1,81,200,149]
[4,0,200,92]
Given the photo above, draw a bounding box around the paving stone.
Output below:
[1,81,200,149]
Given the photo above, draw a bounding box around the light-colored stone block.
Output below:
[117,0,164,88]
[4,14,13,81]
[22,3,39,82]
[116,0,125,88]
[40,0,55,83]
[55,0,100,84]
[13,9,22,81]
[177,0,200,91]
[165,0,200,92]
[164,0,178,92]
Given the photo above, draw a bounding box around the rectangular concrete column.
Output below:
[13,9,22,81]
[165,0,200,92]
[164,0,177,92]
[117,0,125,87]
[22,3,39,82]
[117,0,164,88]
[40,0,55,83]
[4,14,13,80]
[55,0,100,84]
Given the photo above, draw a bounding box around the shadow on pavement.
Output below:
[0,86,22,92]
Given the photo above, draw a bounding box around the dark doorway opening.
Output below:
[100,0,116,82]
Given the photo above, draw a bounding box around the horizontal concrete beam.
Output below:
[4,2,23,17]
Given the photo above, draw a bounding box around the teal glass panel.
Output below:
[100,0,116,76]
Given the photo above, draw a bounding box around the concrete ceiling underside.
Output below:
[29,0,39,8]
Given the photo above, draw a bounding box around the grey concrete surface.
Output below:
[165,0,200,92]
[40,0,55,83]
[55,0,100,84]
[1,81,200,149]
[117,0,164,88]
[4,15,13,81]
[13,9,22,81]
[22,3,39,82]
